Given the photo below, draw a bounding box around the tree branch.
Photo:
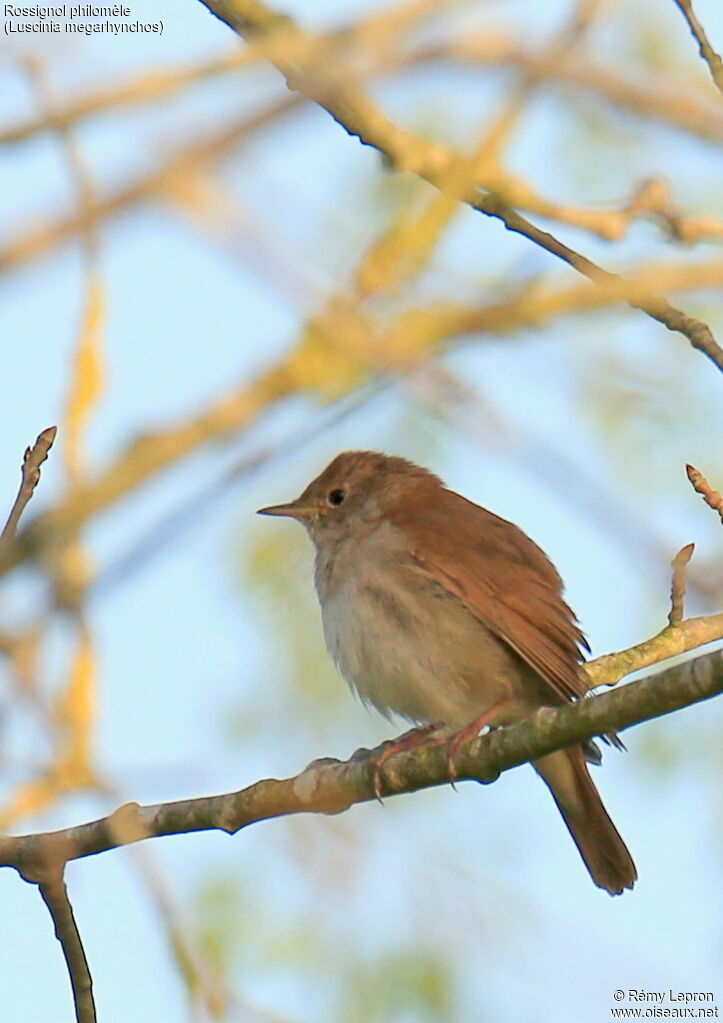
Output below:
[443,34,723,143]
[687,464,723,525]
[669,543,695,627]
[0,427,57,550]
[4,20,721,149]
[38,869,96,1023]
[197,0,723,371]
[672,0,723,96]
[1,254,722,586]
[2,646,721,880]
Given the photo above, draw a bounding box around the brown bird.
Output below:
[259,451,636,895]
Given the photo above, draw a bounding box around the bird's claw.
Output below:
[368,723,441,804]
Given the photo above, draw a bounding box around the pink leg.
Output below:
[446,698,509,785]
[370,723,442,802]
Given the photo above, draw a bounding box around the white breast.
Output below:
[313,521,511,727]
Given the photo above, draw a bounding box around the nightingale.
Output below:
[258,450,636,895]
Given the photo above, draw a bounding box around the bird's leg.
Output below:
[446,698,510,786]
[370,723,443,802]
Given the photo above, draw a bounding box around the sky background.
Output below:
[1,0,723,1021]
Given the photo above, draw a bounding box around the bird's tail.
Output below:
[534,745,637,895]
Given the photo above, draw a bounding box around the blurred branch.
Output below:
[4,16,722,149]
[0,49,247,147]
[0,59,107,835]
[38,870,96,1023]
[441,33,723,143]
[6,106,719,280]
[0,0,454,147]
[357,0,603,298]
[5,60,721,273]
[198,0,723,369]
[1,253,722,583]
[0,426,57,550]
[95,781,234,1022]
[0,96,298,278]
[6,11,721,269]
[95,388,376,594]
[1,645,721,877]
[408,366,720,608]
[382,256,723,355]
[468,0,603,170]
[486,175,723,246]
[0,361,297,580]
[672,0,723,96]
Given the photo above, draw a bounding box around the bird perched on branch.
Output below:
[259,450,636,895]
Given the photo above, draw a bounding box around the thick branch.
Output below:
[2,647,721,879]
[38,870,96,1023]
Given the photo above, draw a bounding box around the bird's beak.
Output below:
[257,500,312,520]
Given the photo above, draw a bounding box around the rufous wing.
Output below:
[390,487,590,704]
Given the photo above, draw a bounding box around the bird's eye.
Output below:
[328,488,346,506]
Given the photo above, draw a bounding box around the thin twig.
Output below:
[38,869,96,1023]
[0,426,57,549]
[669,542,695,626]
[686,464,723,525]
[472,195,723,370]
[672,0,723,97]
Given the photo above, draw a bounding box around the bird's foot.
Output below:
[370,723,443,803]
[446,698,509,788]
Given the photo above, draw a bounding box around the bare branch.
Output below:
[686,464,723,525]
[1,646,721,879]
[3,78,722,268]
[672,0,723,96]
[473,197,723,369]
[197,0,723,371]
[443,34,723,143]
[38,869,96,1023]
[4,19,722,150]
[587,606,723,688]
[0,254,722,585]
[0,426,57,549]
[669,543,695,626]
[0,0,452,147]
[0,97,299,279]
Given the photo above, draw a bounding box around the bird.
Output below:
[258,450,637,895]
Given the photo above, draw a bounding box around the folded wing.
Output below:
[391,488,590,704]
